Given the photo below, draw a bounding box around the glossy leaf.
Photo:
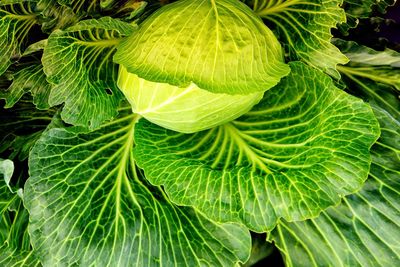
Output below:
[337,40,400,121]
[24,107,251,266]
[269,105,400,267]
[114,0,290,94]
[254,0,348,78]
[134,62,380,232]
[1,63,51,110]
[0,159,40,267]
[0,159,13,186]
[337,40,400,91]
[343,0,396,21]
[0,1,39,76]
[42,17,134,129]
[268,39,400,267]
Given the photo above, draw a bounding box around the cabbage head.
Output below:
[114,0,290,133]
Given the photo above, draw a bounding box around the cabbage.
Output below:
[114,0,290,132]
[118,66,263,133]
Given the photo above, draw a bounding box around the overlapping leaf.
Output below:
[0,98,56,160]
[243,234,274,266]
[0,159,14,201]
[0,0,39,76]
[134,62,380,232]
[42,17,134,129]
[56,0,127,16]
[54,0,150,20]
[253,0,348,78]
[24,107,251,266]
[337,40,400,122]
[343,0,396,18]
[1,64,51,110]
[0,39,52,110]
[268,105,400,267]
[338,0,396,34]
[0,202,40,267]
[337,40,400,91]
[0,159,40,267]
[56,0,103,16]
[337,39,400,68]
[36,0,79,32]
[268,38,400,267]
[340,0,396,31]
[114,0,290,94]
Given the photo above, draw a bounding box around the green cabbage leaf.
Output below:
[114,0,290,95]
[24,107,251,266]
[134,62,380,232]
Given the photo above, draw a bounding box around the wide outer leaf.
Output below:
[114,0,290,95]
[134,62,380,232]
[268,40,400,267]
[268,105,400,267]
[24,108,251,266]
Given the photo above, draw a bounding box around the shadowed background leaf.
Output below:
[0,159,40,267]
[0,1,41,76]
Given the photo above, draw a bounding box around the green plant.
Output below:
[0,0,399,266]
